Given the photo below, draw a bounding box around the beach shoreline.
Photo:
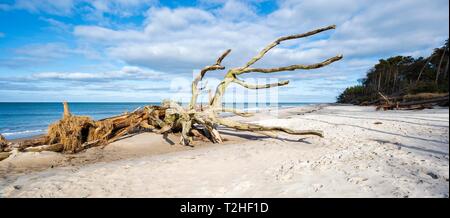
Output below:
[1,105,448,197]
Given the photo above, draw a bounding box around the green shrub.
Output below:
[407,81,439,94]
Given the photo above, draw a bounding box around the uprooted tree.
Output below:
[4,25,343,154]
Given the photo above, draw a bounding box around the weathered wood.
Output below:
[0,134,7,152]
[215,118,324,137]
[25,143,63,152]
[63,101,71,118]
[377,95,448,111]
[190,49,231,109]
[190,128,210,142]
[19,136,49,149]
[398,96,448,107]
[213,108,254,117]
[209,25,343,108]
[378,92,391,104]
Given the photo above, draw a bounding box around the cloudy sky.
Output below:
[0,0,448,103]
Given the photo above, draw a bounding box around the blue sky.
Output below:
[0,0,448,102]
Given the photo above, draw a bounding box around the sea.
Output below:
[0,102,320,140]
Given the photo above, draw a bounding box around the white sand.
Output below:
[0,105,448,197]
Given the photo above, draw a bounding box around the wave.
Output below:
[1,129,46,139]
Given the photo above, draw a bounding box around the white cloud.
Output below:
[31,66,162,82]
[39,17,72,33]
[13,0,75,16]
[14,43,71,59]
[0,43,72,68]
[73,0,448,75]
[77,6,285,72]
[1,0,156,17]
[0,42,107,68]
[88,0,156,17]
[214,0,258,21]
[74,26,147,42]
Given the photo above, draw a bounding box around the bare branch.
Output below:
[233,78,290,89]
[193,115,223,143]
[210,25,342,108]
[198,49,232,81]
[238,55,343,75]
[215,118,324,137]
[215,49,231,66]
[63,101,71,118]
[243,25,336,68]
[378,91,391,104]
[213,108,254,117]
[190,49,231,109]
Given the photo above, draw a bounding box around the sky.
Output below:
[0,0,448,103]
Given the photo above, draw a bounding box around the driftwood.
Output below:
[0,134,12,161]
[24,143,64,153]
[376,93,449,111]
[3,25,343,154]
[0,134,7,152]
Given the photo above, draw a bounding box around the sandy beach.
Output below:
[0,105,448,198]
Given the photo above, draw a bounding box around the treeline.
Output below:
[337,40,449,104]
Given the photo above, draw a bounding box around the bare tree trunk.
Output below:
[63,101,71,118]
[386,66,391,90]
[0,134,7,152]
[435,49,446,84]
[377,69,383,91]
[443,57,449,79]
[417,56,432,83]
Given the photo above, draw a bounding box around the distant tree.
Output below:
[337,39,449,104]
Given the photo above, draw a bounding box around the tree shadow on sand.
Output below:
[219,128,312,144]
[331,114,449,128]
[299,117,448,145]
[372,139,448,156]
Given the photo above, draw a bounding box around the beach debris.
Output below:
[374,121,383,125]
[375,92,448,111]
[24,144,64,153]
[18,136,51,151]
[7,25,342,154]
[0,134,13,160]
[19,103,170,153]
[0,134,7,151]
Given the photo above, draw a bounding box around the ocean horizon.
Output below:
[0,102,326,140]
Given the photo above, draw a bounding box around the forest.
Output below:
[337,40,449,105]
